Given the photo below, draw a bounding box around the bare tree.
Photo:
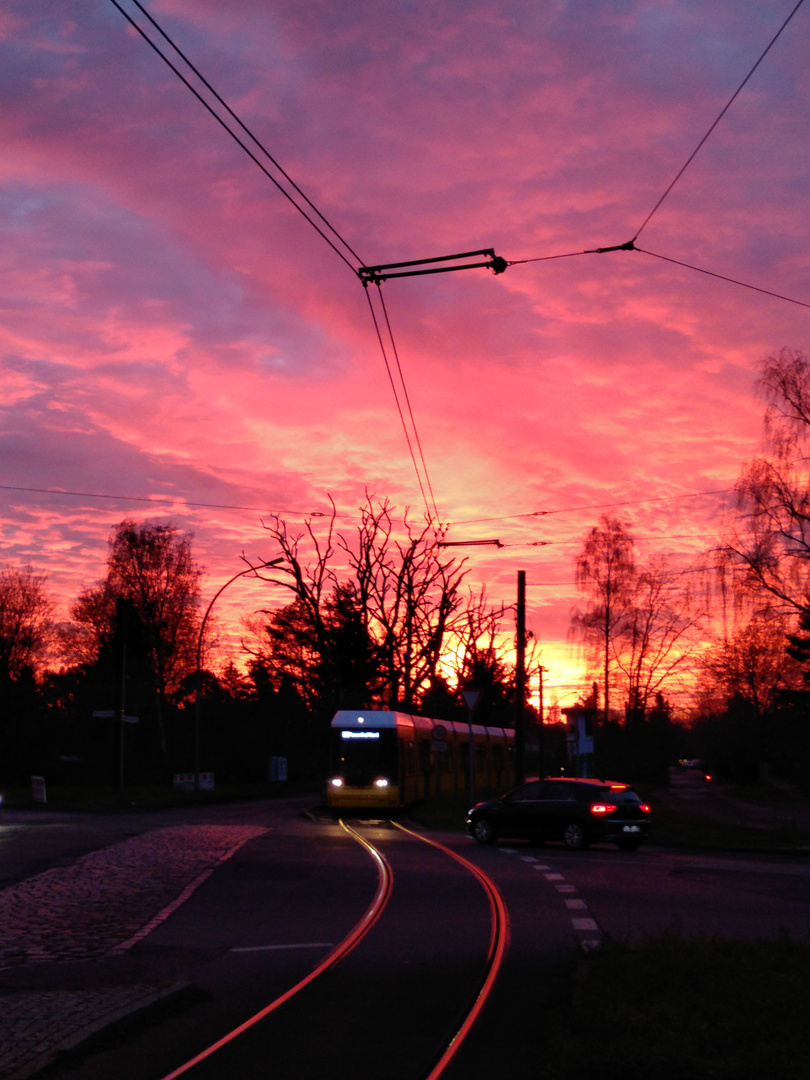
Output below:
[574,519,703,724]
[340,497,470,709]
[614,557,704,724]
[696,609,799,719]
[0,565,55,681]
[252,495,511,716]
[451,584,509,691]
[573,515,636,725]
[726,348,810,614]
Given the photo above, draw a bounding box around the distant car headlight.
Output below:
[374,778,389,788]
[329,777,344,788]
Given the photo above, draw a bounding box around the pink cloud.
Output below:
[2,0,808,705]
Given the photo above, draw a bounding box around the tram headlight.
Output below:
[374,778,389,788]
[329,777,344,788]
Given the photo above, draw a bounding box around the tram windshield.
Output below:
[331,728,398,785]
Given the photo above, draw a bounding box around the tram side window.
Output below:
[441,741,453,774]
[419,739,431,774]
[460,741,470,779]
[405,740,415,777]
[492,744,504,771]
[439,740,453,775]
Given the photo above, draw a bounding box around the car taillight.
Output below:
[590,803,617,815]
[639,804,651,814]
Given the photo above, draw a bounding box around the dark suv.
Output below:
[467,777,651,851]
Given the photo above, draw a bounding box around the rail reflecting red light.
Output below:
[392,821,510,1080]
[158,820,393,1080]
[158,819,504,1080]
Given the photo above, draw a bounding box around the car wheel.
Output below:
[617,837,642,852]
[472,816,496,845]
[562,820,587,851]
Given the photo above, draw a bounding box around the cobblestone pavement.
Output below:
[0,824,266,1080]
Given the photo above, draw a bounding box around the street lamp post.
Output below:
[193,557,283,791]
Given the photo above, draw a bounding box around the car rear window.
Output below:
[603,789,641,806]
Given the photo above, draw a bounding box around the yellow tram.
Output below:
[326,709,515,810]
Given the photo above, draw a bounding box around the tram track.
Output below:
[158,819,393,1080]
[392,821,510,1080]
[158,817,508,1080]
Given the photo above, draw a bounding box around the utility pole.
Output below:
[515,571,526,784]
[537,665,545,777]
[117,598,127,794]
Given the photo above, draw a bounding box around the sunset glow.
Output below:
[2,1,809,708]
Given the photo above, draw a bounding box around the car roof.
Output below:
[526,776,632,790]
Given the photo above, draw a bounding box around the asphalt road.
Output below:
[4,798,810,1079]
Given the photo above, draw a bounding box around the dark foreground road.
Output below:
[3,796,809,1079]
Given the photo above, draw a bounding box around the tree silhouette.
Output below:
[71,520,202,769]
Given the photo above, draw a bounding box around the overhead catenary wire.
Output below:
[103,0,807,532]
[363,285,440,523]
[1,480,737,531]
[441,532,722,551]
[509,1,809,309]
[635,247,810,310]
[127,0,365,272]
[0,484,326,517]
[107,0,440,522]
[375,286,441,524]
[633,0,806,240]
[509,240,810,310]
[450,486,735,526]
[107,0,362,276]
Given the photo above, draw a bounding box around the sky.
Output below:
[2,0,809,709]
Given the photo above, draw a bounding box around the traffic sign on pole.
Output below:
[461,689,480,713]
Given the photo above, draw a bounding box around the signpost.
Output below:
[92,709,138,793]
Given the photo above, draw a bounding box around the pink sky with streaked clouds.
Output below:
[2,0,809,708]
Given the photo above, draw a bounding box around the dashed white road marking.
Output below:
[230,943,334,954]
[500,847,603,948]
[571,917,600,932]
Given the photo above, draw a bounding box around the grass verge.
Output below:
[635,787,810,852]
[547,932,810,1080]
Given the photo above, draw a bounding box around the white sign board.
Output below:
[173,772,214,791]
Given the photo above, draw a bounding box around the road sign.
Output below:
[461,689,481,713]
[92,710,138,723]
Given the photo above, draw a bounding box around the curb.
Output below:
[5,982,193,1080]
